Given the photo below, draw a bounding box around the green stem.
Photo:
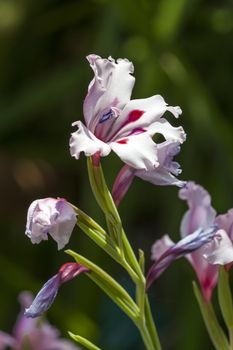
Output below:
[137,320,156,350]
[145,296,162,350]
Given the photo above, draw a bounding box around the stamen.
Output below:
[99,110,113,123]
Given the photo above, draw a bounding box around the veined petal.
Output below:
[112,165,135,207]
[135,141,186,187]
[136,168,186,187]
[107,95,182,141]
[70,121,111,159]
[187,248,218,302]
[146,226,216,289]
[110,133,159,170]
[179,182,216,237]
[84,55,135,131]
[204,229,233,265]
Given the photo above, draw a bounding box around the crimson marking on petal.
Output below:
[127,110,144,123]
[129,127,146,135]
[117,138,128,144]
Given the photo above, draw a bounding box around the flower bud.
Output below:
[25,263,89,318]
[25,198,77,250]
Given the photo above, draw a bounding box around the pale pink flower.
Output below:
[26,198,77,250]
[0,291,80,350]
[147,182,221,301]
[70,55,185,171]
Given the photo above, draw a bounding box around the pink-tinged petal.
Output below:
[135,141,186,187]
[0,332,16,349]
[187,248,218,302]
[178,182,218,301]
[70,121,111,160]
[179,182,216,237]
[84,55,135,132]
[13,292,37,341]
[26,198,77,250]
[215,209,233,241]
[148,118,186,144]
[12,291,80,349]
[151,235,174,261]
[112,165,135,207]
[110,133,159,170]
[204,229,233,265]
[107,95,182,141]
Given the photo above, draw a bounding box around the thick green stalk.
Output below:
[85,157,161,349]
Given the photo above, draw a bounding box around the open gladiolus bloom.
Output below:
[70,55,186,172]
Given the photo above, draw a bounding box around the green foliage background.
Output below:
[0,0,232,349]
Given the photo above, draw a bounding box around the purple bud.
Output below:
[25,263,89,318]
[24,275,60,318]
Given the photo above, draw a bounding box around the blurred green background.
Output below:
[0,0,233,349]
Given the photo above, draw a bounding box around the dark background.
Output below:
[0,0,233,349]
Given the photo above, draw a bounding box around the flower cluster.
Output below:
[19,54,233,350]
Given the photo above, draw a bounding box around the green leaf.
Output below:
[218,266,233,328]
[69,332,102,350]
[193,281,229,350]
[65,249,139,320]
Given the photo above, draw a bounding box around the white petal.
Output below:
[148,118,186,143]
[110,133,159,170]
[70,121,111,159]
[204,229,233,265]
[84,55,135,131]
[151,234,174,261]
[136,168,186,187]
